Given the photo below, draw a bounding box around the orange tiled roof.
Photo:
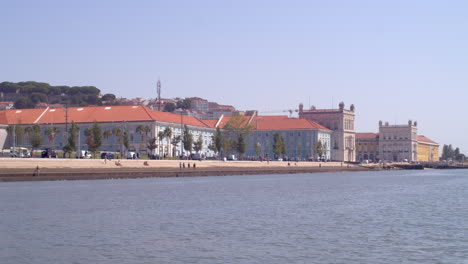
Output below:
[200,119,218,128]
[0,105,210,128]
[253,117,330,131]
[0,111,7,124]
[1,108,50,124]
[356,133,379,139]
[417,135,438,145]
[216,115,251,129]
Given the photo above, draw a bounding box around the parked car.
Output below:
[42,148,57,158]
[149,154,161,160]
[76,150,92,159]
[10,147,31,158]
[100,152,115,159]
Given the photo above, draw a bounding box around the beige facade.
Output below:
[379,120,418,162]
[299,102,356,162]
[0,124,7,150]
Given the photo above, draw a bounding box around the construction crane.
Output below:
[257,109,299,117]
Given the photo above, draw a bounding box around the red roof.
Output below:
[200,119,218,128]
[253,118,330,131]
[0,105,210,128]
[0,111,7,124]
[205,115,329,131]
[417,135,438,145]
[215,115,251,129]
[356,133,379,139]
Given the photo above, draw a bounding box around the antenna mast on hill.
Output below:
[157,79,162,111]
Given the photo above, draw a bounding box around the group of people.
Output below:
[179,162,196,169]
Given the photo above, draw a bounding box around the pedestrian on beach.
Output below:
[188,162,191,168]
[33,165,40,176]
[183,162,185,168]
[193,163,196,169]
[179,162,182,170]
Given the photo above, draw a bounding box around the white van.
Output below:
[10,147,31,158]
[76,150,92,159]
[127,152,136,159]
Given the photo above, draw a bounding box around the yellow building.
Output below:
[355,133,379,162]
[417,136,439,162]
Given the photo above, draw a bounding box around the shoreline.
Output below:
[0,158,373,182]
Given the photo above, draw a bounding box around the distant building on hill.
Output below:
[0,101,14,110]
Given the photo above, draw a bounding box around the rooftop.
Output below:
[0,105,210,128]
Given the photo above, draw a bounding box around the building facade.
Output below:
[0,111,7,150]
[298,102,356,162]
[355,121,439,163]
[355,133,379,162]
[203,114,332,160]
[417,136,439,162]
[379,120,418,162]
[1,105,216,158]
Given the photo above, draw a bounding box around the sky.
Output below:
[2,0,468,152]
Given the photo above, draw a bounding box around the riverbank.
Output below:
[0,158,372,182]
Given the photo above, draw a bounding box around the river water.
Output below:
[1,170,467,264]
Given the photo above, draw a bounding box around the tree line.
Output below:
[440,144,465,162]
[0,81,118,109]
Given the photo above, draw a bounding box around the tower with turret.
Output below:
[298,102,356,162]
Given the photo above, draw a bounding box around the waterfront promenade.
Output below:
[0,158,369,182]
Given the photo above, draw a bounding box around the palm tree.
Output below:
[102,129,113,149]
[112,127,123,154]
[44,126,61,150]
[24,126,33,142]
[171,135,181,157]
[136,125,147,154]
[158,131,165,157]
[164,127,172,157]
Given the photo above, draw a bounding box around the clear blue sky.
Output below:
[2,0,468,152]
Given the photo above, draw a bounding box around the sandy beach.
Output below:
[0,158,372,182]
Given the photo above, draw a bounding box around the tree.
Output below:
[101,93,116,102]
[164,127,173,157]
[84,122,102,154]
[63,121,79,157]
[236,133,246,159]
[122,128,130,152]
[158,131,165,156]
[30,125,42,150]
[44,126,60,148]
[314,141,324,160]
[136,125,151,153]
[14,96,34,109]
[163,102,176,112]
[102,129,113,144]
[182,125,193,154]
[211,127,223,156]
[15,124,24,145]
[24,126,33,142]
[255,141,261,157]
[224,113,253,158]
[273,133,286,158]
[176,98,192,110]
[147,137,158,155]
[194,134,203,153]
[171,135,181,156]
